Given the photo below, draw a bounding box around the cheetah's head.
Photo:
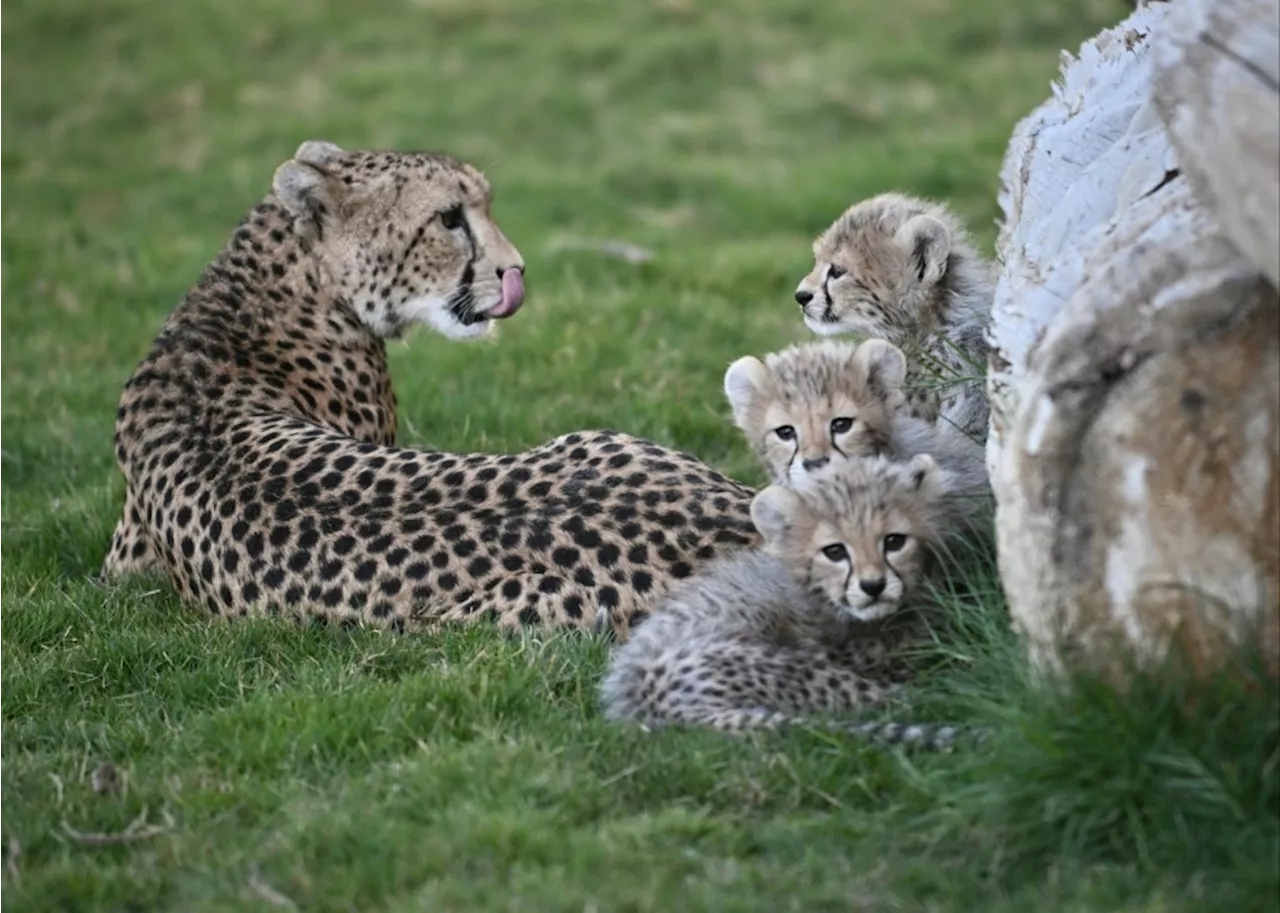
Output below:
[272,139,525,340]
[750,454,944,622]
[724,339,908,487]
[793,193,959,345]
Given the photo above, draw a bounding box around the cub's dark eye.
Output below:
[830,417,854,435]
[440,205,466,231]
[827,264,847,280]
[821,543,849,562]
[883,534,907,553]
[773,425,796,442]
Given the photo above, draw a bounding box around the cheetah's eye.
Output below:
[440,205,466,231]
[883,534,907,553]
[773,425,796,442]
[827,264,847,281]
[830,417,854,435]
[821,543,849,562]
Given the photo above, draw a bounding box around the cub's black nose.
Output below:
[794,289,814,306]
[860,578,886,598]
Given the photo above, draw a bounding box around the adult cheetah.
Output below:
[101,140,760,637]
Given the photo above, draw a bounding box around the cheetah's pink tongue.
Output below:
[489,270,525,319]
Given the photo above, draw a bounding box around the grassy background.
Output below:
[3,0,1277,910]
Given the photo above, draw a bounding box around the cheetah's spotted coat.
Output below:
[101,141,760,637]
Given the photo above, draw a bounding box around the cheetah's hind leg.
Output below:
[97,489,162,582]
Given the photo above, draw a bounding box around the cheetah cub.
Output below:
[724,338,991,533]
[724,338,907,487]
[793,193,995,442]
[600,454,972,749]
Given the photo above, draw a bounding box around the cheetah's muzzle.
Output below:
[453,267,525,326]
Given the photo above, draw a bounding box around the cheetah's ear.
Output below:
[723,356,771,428]
[851,338,907,398]
[903,453,942,499]
[895,214,952,287]
[750,485,802,544]
[272,140,351,237]
[273,160,337,227]
[294,139,347,167]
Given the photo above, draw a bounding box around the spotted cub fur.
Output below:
[101,140,760,638]
[723,338,991,532]
[792,193,994,442]
[601,454,973,749]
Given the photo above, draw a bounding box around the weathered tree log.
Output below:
[1151,0,1280,287]
[988,2,1280,685]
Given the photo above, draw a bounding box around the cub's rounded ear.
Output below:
[851,338,907,397]
[894,214,952,286]
[903,453,941,498]
[750,485,802,543]
[723,356,770,427]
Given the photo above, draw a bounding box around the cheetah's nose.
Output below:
[801,456,829,472]
[794,289,814,306]
[860,578,886,598]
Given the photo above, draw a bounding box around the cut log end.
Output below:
[989,0,1280,687]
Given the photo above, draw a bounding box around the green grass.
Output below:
[3,0,1277,909]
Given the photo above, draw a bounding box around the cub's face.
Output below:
[750,455,942,622]
[795,239,911,341]
[749,388,890,487]
[793,195,954,344]
[273,140,525,340]
[724,339,908,487]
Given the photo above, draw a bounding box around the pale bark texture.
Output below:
[988,0,1280,685]
[1151,0,1280,287]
